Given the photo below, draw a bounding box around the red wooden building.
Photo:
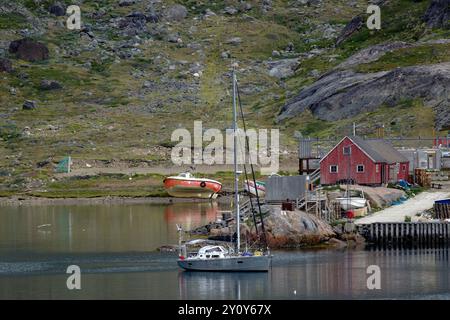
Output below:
[320,136,409,185]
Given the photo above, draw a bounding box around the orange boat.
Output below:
[163,173,222,199]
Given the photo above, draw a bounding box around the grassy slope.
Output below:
[0,0,448,196]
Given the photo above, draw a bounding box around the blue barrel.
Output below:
[435,199,450,205]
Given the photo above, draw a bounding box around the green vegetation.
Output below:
[0,13,28,29]
[0,0,447,197]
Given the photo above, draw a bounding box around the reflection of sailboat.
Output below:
[177,270,269,299]
[177,69,272,272]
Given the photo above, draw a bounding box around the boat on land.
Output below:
[177,68,272,272]
[163,172,222,199]
[336,190,367,211]
[244,179,266,197]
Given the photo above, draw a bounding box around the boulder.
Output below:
[225,37,242,46]
[423,0,450,29]
[0,58,13,73]
[23,100,37,110]
[48,2,65,16]
[164,4,188,22]
[267,58,299,79]
[40,80,62,90]
[9,38,49,62]
[224,6,238,15]
[118,0,135,7]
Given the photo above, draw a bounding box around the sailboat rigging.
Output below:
[176,67,272,272]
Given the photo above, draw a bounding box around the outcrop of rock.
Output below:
[262,207,335,247]
[336,42,412,70]
[277,62,450,129]
[336,16,363,46]
[423,0,450,29]
[9,38,49,62]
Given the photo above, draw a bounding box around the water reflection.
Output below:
[0,202,221,253]
[0,203,449,299]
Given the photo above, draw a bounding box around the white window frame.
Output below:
[356,164,365,173]
[330,165,338,173]
[375,164,379,173]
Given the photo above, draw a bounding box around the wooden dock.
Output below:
[358,222,450,246]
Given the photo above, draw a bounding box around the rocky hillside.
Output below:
[0,0,449,193]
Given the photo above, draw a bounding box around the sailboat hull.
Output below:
[178,255,272,272]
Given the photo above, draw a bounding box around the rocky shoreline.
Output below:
[0,194,234,206]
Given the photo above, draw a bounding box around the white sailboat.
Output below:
[177,69,272,272]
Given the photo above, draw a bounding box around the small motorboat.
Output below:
[244,179,266,197]
[336,190,367,211]
[163,173,222,199]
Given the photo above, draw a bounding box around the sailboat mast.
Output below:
[233,69,240,252]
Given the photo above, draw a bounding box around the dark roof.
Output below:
[350,136,409,164]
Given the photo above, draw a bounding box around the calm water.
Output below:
[0,202,449,300]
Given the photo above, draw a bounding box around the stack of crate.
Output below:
[415,168,431,187]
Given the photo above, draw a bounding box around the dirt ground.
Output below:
[355,189,450,224]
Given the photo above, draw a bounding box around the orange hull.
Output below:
[163,176,222,199]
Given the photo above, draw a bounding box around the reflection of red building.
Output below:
[164,202,219,231]
[320,136,409,185]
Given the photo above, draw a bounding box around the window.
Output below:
[343,146,352,155]
[330,165,338,173]
[376,164,379,173]
[357,165,364,173]
[402,164,407,172]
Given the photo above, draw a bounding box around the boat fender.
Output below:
[200,181,206,188]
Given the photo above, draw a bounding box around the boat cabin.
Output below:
[197,245,228,259]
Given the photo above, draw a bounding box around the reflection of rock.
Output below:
[9,38,49,62]
[423,0,450,29]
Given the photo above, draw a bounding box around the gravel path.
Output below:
[355,191,450,224]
